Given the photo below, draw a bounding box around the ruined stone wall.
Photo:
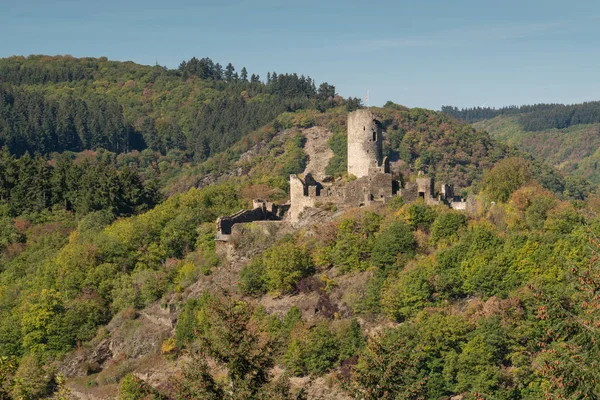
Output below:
[216,200,289,239]
[416,177,433,197]
[399,182,419,203]
[289,175,317,223]
[347,110,382,178]
[367,173,394,201]
[217,208,265,235]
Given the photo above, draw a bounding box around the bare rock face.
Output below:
[303,126,334,180]
[60,339,113,378]
[59,304,176,380]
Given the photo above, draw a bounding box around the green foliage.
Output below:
[0,356,17,399]
[173,296,293,399]
[443,101,600,133]
[370,220,416,269]
[337,319,366,361]
[430,211,468,245]
[0,182,241,373]
[405,201,437,231]
[377,106,509,188]
[174,294,214,348]
[381,259,436,321]
[284,323,340,376]
[321,212,382,272]
[355,270,387,314]
[0,55,351,162]
[351,326,428,399]
[119,374,167,400]
[10,354,56,400]
[0,149,160,218]
[564,175,592,199]
[483,157,533,202]
[1,57,600,400]
[239,258,268,296]
[262,241,313,294]
[279,132,307,177]
[325,129,347,176]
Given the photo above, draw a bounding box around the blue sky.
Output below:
[1,0,600,109]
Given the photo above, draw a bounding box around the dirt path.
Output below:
[303,126,333,179]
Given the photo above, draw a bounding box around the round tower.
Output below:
[347,109,382,178]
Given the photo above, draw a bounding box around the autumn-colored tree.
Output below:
[483,157,533,202]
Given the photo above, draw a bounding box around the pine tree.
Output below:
[225,63,236,82]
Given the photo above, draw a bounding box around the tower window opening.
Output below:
[363,126,365,131]
[372,131,376,141]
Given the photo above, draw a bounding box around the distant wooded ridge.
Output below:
[442,101,600,131]
[0,55,360,158]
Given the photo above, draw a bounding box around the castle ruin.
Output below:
[216,109,469,239]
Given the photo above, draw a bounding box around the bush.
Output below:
[337,319,365,361]
[239,258,268,296]
[10,354,56,400]
[381,259,435,321]
[430,211,468,245]
[405,201,437,231]
[263,241,313,294]
[284,323,340,376]
[322,213,382,272]
[355,270,386,314]
[371,221,416,269]
[118,373,166,400]
[325,130,347,176]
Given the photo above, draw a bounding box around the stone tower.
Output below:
[347,109,382,178]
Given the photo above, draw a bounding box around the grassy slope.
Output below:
[474,116,600,184]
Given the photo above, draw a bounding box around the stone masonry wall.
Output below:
[289,175,316,223]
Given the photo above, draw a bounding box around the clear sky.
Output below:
[2,0,600,109]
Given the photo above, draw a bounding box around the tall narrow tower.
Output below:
[347,109,382,178]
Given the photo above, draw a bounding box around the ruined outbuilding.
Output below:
[216,200,288,241]
[216,109,471,239]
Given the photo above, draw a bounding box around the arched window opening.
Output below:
[372,131,377,141]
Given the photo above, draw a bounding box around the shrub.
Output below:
[118,373,167,400]
[284,323,340,376]
[386,196,404,211]
[10,354,56,400]
[323,213,382,272]
[405,201,437,231]
[263,241,313,294]
[355,270,386,314]
[239,258,268,296]
[381,259,435,321]
[325,130,347,176]
[337,319,365,361]
[371,221,416,269]
[430,211,468,245]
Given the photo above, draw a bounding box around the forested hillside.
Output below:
[472,115,600,185]
[0,56,599,400]
[0,55,356,158]
[441,101,600,185]
[442,101,600,130]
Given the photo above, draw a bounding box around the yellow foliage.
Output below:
[161,337,177,355]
